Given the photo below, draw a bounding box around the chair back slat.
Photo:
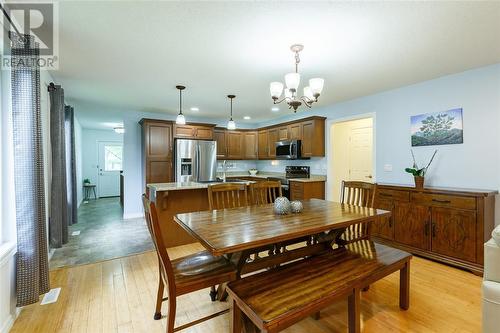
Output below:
[249,181,283,206]
[142,194,176,295]
[208,183,248,210]
[340,181,377,244]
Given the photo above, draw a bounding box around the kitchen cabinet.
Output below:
[214,129,227,159]
[227,131,243,159]
[288,123,302,140]
[173,123,214,139]
[300,118,325,157]
[278,126,289,141]
[374,184,497,275]
[267,128,279,158]
[289,181,325,201]
[140,119,174,185]
[243,131,258,159]
[258,130,269,159]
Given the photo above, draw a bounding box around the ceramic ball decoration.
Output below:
[290,200,303,213]
[274,197,291,215]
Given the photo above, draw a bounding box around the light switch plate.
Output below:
[384,164,393,172]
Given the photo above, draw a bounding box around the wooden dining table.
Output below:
[174,199,391,279]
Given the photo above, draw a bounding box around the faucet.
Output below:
[222,160,227,182]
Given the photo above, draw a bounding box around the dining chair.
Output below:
[249,180,283,205]
[207,183,249,210]
[142,195,237,333]
[339,181,377,244]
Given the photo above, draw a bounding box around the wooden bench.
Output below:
[227,241,412,333]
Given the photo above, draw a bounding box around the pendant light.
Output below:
[227,94,236,130]
[175,85,186,125]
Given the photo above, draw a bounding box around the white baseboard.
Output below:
[0,242,18,333]
[0,308,20,333]
[122,212,143,220]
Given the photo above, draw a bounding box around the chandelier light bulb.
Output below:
[284,88,293,99]
[270,81,284,99]
[303,86,314,100]
[285,72,300,90]
[309,78,324,95]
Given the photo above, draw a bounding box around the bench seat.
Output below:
[227,241,412,333]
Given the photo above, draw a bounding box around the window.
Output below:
[104,145,123,171]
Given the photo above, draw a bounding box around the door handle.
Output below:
[366,175,373,179]
[432,199,451,204]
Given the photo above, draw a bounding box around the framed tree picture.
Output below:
[411,108,463,147]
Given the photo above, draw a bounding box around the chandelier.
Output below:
[227,94,236,130]
[175,85,186,125]
[269,44,324,112]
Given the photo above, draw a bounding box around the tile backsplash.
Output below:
[217,158,327,175]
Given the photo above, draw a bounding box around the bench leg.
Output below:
[312,311,320,320]
[400,261,410,310]
[232,300,242,333]
[362,285,370,292]
[348,289,361,333]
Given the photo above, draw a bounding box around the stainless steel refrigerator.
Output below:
[175,139,217,182]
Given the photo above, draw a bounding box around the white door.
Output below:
[348,127,373,181]
[97,141,123,197]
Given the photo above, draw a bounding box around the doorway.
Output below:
[330,117,374,202]
[97,141,123,197]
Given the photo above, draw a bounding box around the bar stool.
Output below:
[83,184,97,200]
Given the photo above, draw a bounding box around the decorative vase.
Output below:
[290,200,303,213]
[414,176,424,189]
[274,197,291,215]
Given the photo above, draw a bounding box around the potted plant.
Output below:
[83,178,91,185]
[405,149,437,189]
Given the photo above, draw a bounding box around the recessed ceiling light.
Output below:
[271,107,280,112]
[190,107,199,111]
[243,116,251,120]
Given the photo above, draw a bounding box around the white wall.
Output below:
[81,128,123,194]
[74,117,83,206]
[257,63,500,224]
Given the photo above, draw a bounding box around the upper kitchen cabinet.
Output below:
[215,129,258,160]
[278,126,289,141]
[258,130,269,159]
[243,131,258,159]
[267,128,279,158]
[300,117,325,157]
[173,123,215,140]
[140,119,174,185]
[214,129,227,159]
[288,122,302,140]
[227,131,244,159]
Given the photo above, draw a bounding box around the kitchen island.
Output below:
[147,173,326,247]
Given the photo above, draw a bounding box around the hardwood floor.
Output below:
[11,243,482,333]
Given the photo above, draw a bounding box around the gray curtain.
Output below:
[65,105,78,226]
[10,32,50,306]
[49,84,69,247]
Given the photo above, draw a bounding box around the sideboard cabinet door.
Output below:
[431,207,477,262]
[373,199,395,240]
[395,203,430,250]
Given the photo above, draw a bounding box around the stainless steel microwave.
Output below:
[275,140,302,159]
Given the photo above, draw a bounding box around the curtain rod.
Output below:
[0,3,22,37]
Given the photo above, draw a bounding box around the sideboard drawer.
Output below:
[377,189,410,202]
[411,192,476,210]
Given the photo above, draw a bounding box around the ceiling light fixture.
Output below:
[271,107,280,112]
[175,85,186,125]
[270,44,324,112]
[243,116,251,120]
[227,94,236,130]
[114,127,125,134]
[190,107,199,112]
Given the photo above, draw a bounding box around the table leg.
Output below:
[400,261,410,310]
[92,187,97,200]
[348,288,360,333]
[232,300,242,333]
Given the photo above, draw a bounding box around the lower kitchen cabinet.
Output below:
[373,184,496,274]
[290,181,325,201]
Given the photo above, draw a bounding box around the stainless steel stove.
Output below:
[267,166,310,199]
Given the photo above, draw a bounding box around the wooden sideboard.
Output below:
[373,184,497,275]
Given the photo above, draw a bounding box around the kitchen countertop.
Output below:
[221,171,327,182]
[147,173,326,193]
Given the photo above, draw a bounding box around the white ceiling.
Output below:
[50,1,500,123]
